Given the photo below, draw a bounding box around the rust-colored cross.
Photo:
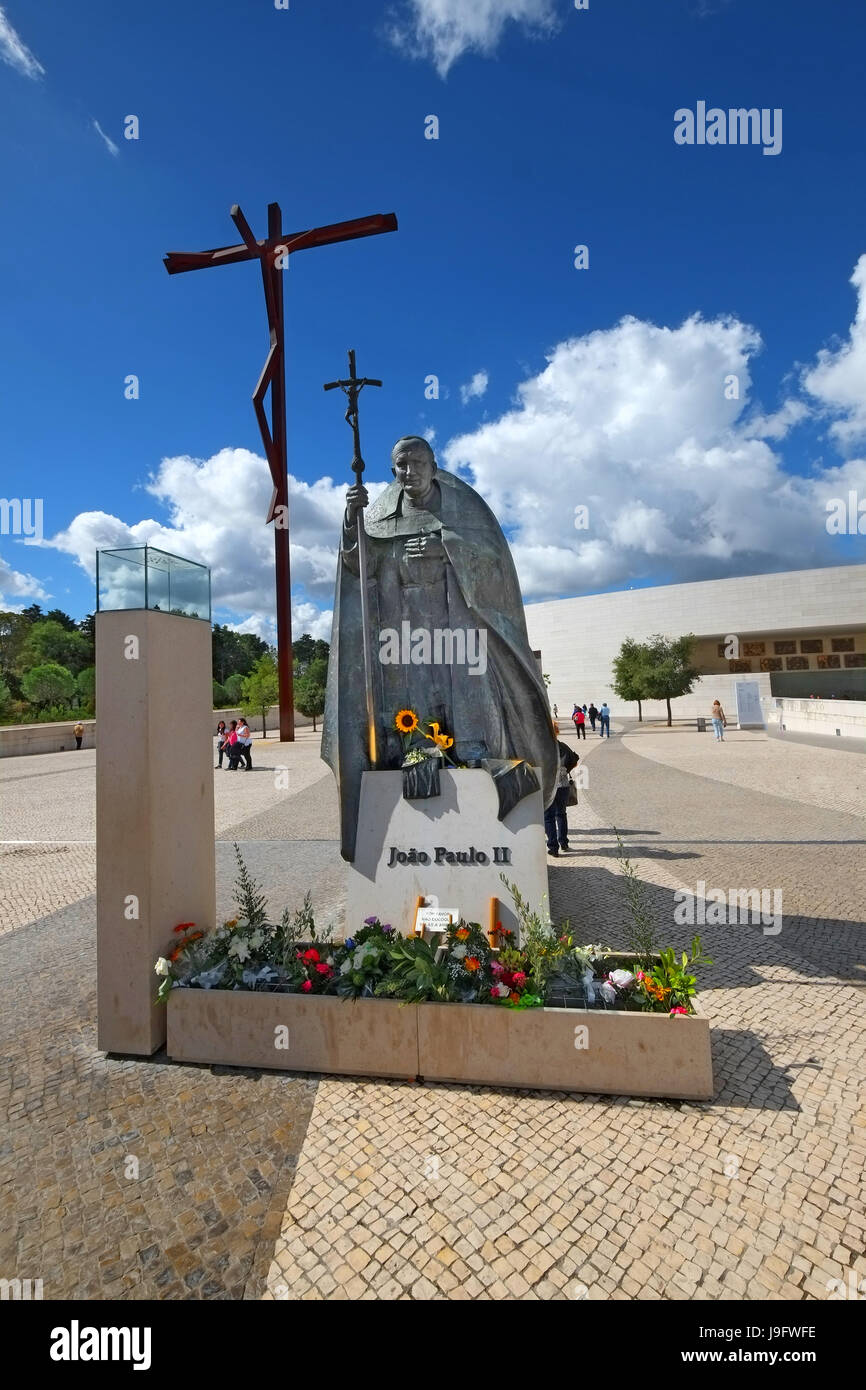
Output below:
[164,202,398,742]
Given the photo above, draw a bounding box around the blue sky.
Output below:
[1,0,865,638]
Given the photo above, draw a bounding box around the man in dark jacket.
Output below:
[544,739,579,856]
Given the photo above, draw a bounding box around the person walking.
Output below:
[552,703,558,720]
[237,715,253,771]
[711,700,727,741]
[588,702,598,733]
[73,721,85,750]
[599,702,611,738]
[573,705,586,740]
[215,720,227,768]
[224,720,241,770]
[544,739,579,856]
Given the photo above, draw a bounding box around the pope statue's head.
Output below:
[391,436,437,504]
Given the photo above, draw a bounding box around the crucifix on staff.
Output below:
[163,202,398,741]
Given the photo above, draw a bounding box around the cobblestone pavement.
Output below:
[3,725,865,1300]
[263,725,866,1301]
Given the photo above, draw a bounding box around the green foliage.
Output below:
[241,654,279,736]
[639,936,713,1014]
[501,875,570,997]
[212,679,227,707]
[375,935,452,1002]
[611,637,650,717]
[77,666,95,704]
[19,620,91,677]
[293,635,330,674]
[21,662,76,710]
[0,675,11,715]
[231,843,269,930]
[295,666,326,730]
[613,828,657,964]
[211,624,268,684]
[223,672,244,705]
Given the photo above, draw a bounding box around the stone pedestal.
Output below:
[346,768,548,938]
[96,609,215,1055]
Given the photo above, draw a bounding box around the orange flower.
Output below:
[509,991,520,1003]
[174,922,195,933]
[425,721,454,750]
[455,926,470,941]
[465,956,481,972]
[395,709,419,734]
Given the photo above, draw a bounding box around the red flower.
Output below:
[512,971,527,986]
[303,948,320,963]
[315,962,331,975]
[301,980,312,993]
[670,1005,689,1016]
[174,922,195,933]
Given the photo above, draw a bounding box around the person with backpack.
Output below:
[573,705,586,740]
[224,720,242,770]
[237,715,253,771]
[711,700,727,741]
[545,739,579,856]
[588,702,598,732]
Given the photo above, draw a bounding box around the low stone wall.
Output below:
[0,719,96,757]
[0,706,316,757]
[764,697,866,741]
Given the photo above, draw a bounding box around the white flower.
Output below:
[248,930,264,950]
[228,937,251,962]
[598,980,617,1005]
[609,970,634,990]
[155,957,171,977]
[340,957,353,976]
[494,982,510,998]
[452,944,467,960]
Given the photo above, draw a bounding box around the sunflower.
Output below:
[395,709,419,735]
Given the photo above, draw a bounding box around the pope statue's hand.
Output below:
[344,482,368,526]
[403,532,444,560]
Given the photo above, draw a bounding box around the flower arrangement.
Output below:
[394,708,456,765]
[154,853,710,1016]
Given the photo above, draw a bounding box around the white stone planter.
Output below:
[167,989,419,1079]
[167,989,713,1099]
[417,1000,713,1100]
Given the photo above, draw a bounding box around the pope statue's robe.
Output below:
[322,467,557,860]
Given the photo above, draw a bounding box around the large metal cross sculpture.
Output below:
[164,202,398,742]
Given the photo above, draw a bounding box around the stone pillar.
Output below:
[96,609,215,1054]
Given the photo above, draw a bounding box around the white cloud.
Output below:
[442,287,866,601]
[386,0,557,78]
[46,447,382,636]
[0,550,50,607]
[92,118,119,157]
[0,7,44,79]
[460,370,489,405]
[801,254,866,451]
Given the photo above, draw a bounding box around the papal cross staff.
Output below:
[324,350,382,767]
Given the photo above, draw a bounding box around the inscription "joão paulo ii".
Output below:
[387,845,512,867]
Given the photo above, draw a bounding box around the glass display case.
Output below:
[96,545,211,621]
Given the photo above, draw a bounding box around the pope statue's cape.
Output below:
[322,467,558,861]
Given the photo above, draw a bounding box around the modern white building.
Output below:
[525,563,866,722]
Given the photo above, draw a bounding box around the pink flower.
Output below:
[301,980,312,993]
[670,1005,688,1016]
[490,961,503,976]
[512,971,527,985]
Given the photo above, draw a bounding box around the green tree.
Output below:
[295,663,326,732]
[639,633,700,726]
[611,637,651,722]
[223,672,244,705]
[212,679,227,708]
[212,624,268,683]
[21,662,75,711]
[19,620,91,677]
[0,674,12,716]
[45,608,76,631]
[77,666,96,709]
[241,654,279,740]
